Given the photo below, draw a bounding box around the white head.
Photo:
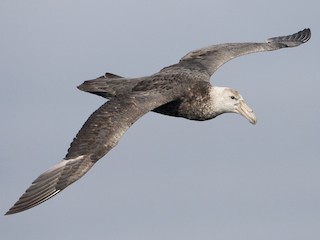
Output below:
[210,87,257,124]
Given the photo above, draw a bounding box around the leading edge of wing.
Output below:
[176,28,311,76]
[6,92,177,215]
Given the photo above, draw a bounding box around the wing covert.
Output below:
[6,92,176,215]
[178,28,311,76]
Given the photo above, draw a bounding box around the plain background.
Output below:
[0,1,319,239]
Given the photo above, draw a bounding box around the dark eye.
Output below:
[230,96,236,100]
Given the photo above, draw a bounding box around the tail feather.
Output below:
[77,72,140,99]
[77,80,116,98]
[96,72,124,79]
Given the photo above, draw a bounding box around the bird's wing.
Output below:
[6,91,176,215]
[173,28,311,77]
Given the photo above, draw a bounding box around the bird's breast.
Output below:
[153,82,217,121]
[177,95,217,121]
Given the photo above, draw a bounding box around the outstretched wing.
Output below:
[6,92,176,215]
[172,28,311,77]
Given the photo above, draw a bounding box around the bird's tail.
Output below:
[78,72,137,99]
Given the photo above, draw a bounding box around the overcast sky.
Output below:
[0,1,319,240]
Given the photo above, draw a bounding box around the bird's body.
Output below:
[80,72,218,120]
[6,28,311,215]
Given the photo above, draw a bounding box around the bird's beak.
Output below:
[236,100,257,125]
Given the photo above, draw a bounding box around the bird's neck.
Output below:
[209,86,229,115]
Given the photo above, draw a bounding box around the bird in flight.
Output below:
[6,28,311,215]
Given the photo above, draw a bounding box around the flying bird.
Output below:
[6,28,311,215]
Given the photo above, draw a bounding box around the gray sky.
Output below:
[1,1,319,239]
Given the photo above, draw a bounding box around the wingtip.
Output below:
[266,28,311,44]
[5,208,18,216]
[4,211,11,216]
[5,189,61,215]
[77,82,87,91]
[295,28,311,43]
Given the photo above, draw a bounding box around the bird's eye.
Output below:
[230,96,236,100]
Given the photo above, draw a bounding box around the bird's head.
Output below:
[210,87,257,124]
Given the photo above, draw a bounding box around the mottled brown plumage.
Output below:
[6,28,310,215]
